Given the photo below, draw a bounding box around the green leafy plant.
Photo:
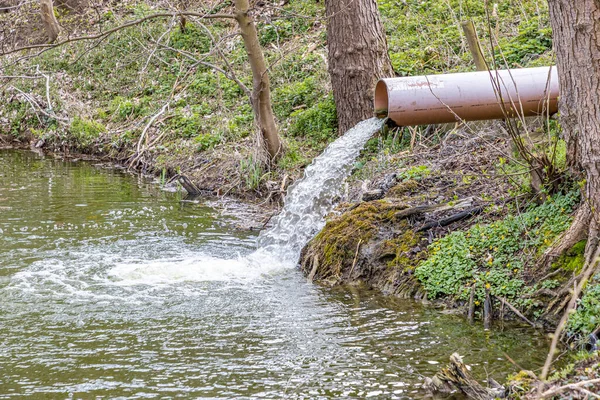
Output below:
[289,95,337,143]
[69,116,106,147]
[415,192,579,305]
[399,165,431,181]
[239,156,269,190]
[568,279,600,337]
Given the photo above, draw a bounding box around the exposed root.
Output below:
[423,353,505,400]
[539,204,590,269]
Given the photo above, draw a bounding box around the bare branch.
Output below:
[0,0,35,11]
[154,42,251,96]
[540,378,600,399]
[1,11,236,57]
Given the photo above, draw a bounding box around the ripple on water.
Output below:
[0,149,550,399]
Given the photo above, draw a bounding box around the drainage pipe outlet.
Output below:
[374,66,558,126]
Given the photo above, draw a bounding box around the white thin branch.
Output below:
[136,102,170,154]
[142,16,177,74]
[0,0,35,11]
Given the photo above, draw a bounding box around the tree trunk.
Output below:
[326,0,394,133]
[548,0,600,260]
[234,0,282,161]
[40,0,60,43]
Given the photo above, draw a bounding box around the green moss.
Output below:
[305,200,409,281]
[380,225,426,270]
[553,240,586,274]
[387,180,419,197]
[506,370,536,393]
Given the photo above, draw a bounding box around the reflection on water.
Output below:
[0,150,548,399]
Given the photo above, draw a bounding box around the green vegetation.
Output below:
[415,192,579,306]
[239,156,269,191]
[288,95,338,144]
[69,117,106,149]
[379,0,551,75]
[0,0,555,195]
[568,279,600,337]
[399,165,431,181]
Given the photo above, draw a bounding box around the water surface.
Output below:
[0,149,549,399]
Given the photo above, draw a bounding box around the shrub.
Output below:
[69,116,105,147]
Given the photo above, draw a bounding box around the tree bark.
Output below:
[461,20,487,71]
[548,0,600,258]
[326,0,394,133]
[234,0,282,161]
[40,0,60,43]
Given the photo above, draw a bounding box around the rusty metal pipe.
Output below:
[374,66,558,126]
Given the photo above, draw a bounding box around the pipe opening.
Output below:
[374,80,389,119]
[372,67,558,127]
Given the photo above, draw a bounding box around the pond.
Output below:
[0,149,550,399]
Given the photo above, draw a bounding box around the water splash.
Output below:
[258,117,383,262]
[3,118,383,293]
[108,117,382,284]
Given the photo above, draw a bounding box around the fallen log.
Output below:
[423,353,505,400]
[417,206,484,232]
[177,174,202,195]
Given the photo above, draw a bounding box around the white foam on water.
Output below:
[106,118,383,287]
[108,248,292,285]
[6,118,383,295]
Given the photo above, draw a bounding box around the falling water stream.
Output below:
[0,120,550,399]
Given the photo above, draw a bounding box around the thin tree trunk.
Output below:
[548,0,600,259]
[234,0,282,161]
[461,20,487,71]
[40,0,60,43]
[326,0,394,133]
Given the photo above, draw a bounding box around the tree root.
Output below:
[538,204,590,270]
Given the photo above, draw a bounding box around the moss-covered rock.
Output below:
[300,199,429,297]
